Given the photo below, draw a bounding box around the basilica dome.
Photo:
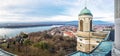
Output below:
[79,7,93,16]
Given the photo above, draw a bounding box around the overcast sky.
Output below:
[0,0,114,23]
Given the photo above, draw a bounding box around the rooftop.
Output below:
[68,41,113,56]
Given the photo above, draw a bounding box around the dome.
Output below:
[79,7,93,16]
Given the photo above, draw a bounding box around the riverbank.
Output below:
[0,26,77,56]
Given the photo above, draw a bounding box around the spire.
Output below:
[85,0,87,8]
[85,7,87,9]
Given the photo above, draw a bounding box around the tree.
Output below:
[34,41,49,50]
[23,39,32,55]
[40,32,52,39]
[19,32,28,38]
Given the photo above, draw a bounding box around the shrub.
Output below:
[24,39,32,46]
[34,41,49,50]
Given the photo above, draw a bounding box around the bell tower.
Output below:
[78,7,93,32]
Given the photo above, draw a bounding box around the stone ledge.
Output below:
[112,45,120,56]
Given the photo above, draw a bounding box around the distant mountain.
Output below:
[0,20,114,28]
[65,20,114,25]
[92,20,114,25]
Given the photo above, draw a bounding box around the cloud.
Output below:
[0,0,114,23]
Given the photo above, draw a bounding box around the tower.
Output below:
[112,0,120,56]
[76,7,94,53]
[78,7,93,32]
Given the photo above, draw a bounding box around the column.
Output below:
[112,0,120,56]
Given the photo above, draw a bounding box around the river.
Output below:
[0,25,61,39]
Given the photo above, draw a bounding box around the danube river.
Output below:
[0,25,60,38]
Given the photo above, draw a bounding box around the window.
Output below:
[92,46,95,48]
[80,44,82,47]
[80,39,82,41]
[96,41,100,43]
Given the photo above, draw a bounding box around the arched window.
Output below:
[80,20,83,31]
[90,20,92,31]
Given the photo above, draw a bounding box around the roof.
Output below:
[79,7,93,16]
[64,32,75,37]
[67,41,113,56]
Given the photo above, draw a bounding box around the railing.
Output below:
[104,31,111,41]
[0,48,16,56]
[67,41,113,56]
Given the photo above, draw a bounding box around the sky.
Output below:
[0,0,114,23]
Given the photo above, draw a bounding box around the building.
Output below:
[76,7,109,53]
[112,0,120,56]
[78,7,93,32]
[67,7,113,56]
[63,31,75,38]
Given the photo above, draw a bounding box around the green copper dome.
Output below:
[79,7,93,16]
